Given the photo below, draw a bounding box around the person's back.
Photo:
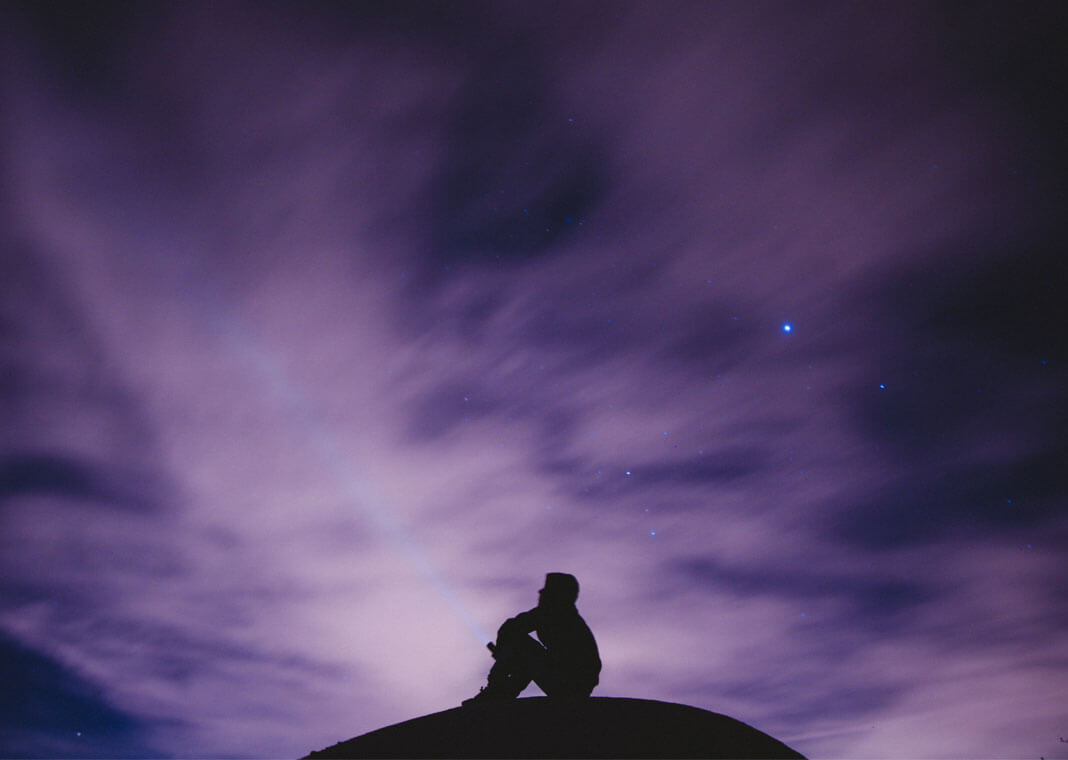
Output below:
[464,573,600,704]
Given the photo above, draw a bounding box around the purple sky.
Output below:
[2,2,1067,758]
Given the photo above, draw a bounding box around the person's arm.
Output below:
[497,607,539,639]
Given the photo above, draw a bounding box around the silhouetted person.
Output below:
[463,573,600,705]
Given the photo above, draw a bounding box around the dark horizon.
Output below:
[2,2,1066,758]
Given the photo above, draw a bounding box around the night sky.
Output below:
[2,2,1067,758]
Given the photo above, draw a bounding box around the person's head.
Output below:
[537,572,579,608]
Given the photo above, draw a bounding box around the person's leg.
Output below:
[490,631,547,696]
[503,633,549,691]
[465,631,546,703]
[483,657,527,699]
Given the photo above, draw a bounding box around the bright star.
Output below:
[782,323,792,333]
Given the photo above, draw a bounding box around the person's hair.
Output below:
[544,572,580,604]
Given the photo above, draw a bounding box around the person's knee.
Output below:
[496,618,525,643]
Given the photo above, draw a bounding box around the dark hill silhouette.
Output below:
[303,696,805,759]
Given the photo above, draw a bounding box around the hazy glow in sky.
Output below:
[2,2,1066,758]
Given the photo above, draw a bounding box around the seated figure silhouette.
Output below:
[463,572,601,705]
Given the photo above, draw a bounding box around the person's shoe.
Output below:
[461,683,515,706]
[461,686,494,706]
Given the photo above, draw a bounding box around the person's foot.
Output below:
[461,683,515,706]
[461,687,493,706]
